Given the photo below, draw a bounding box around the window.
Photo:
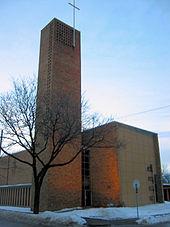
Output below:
[82,150,91,206]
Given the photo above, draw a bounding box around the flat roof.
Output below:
[113,121,157,137]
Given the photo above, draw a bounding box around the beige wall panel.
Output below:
[0,151,32,185]
[117,123,163,206]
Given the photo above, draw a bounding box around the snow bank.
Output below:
[0,207,86,226]
[66,207,135,220]
[1,202,170,226]
[39,211,86,226]
[138,214,170,225]
[0,206,31,213]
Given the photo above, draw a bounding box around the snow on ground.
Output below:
[0,206,31,213]
[1,202,170,226]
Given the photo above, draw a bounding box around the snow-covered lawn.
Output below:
[0,202,170,226]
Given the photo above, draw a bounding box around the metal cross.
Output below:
[68,0,80,47]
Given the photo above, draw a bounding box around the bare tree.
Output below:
[0,77,116,214]
[162,165,170,183]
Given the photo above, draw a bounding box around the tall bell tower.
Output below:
[36,18,81,211]
[37,18,81,114]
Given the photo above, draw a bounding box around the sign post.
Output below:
[132,179,140,219]
[0,130,3,156]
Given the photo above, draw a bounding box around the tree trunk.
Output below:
[33,183,41,214]
[33,169,47,214]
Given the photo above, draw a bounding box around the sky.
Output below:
[0,0,170,169]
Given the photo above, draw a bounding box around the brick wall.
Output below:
[90,147,121,206]
[83,123,121,207]
[0,151,32,185]
[36,18,82,211]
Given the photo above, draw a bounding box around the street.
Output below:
[0,219,37,227]
[0,218,63,227]
[111,224,170,227]
[0,217,170,227]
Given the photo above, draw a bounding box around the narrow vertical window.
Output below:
[82,150,91,206]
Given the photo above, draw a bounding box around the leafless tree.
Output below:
[0,77,117,214]
[162,165,170,183]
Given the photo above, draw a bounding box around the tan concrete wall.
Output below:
[117,123,163,206]
[0,151,32,185]
[46,148,81,210]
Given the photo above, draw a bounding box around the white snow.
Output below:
[0,206,31,213]
[39,211,86,226]
[1,202,170,226]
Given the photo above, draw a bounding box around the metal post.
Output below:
[133,179,140,219]
[6,156,10,185]
[0,130,3,156]
[135,185,139,219]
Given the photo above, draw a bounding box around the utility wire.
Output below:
[117,104,170,119]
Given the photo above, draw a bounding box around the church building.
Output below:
[0,18,163,211]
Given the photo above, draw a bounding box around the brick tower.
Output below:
[36,18,81,211]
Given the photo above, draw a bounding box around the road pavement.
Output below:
[111,224,170,227]
[1,217,170,227]
[84,217,170,227]
[0,218,63,227]
[0,219,38,227]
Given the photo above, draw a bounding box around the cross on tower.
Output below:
[68,0,80,47]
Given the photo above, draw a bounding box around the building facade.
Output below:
[0,18,164,210]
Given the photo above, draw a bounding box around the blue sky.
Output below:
[0,0,170,169]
